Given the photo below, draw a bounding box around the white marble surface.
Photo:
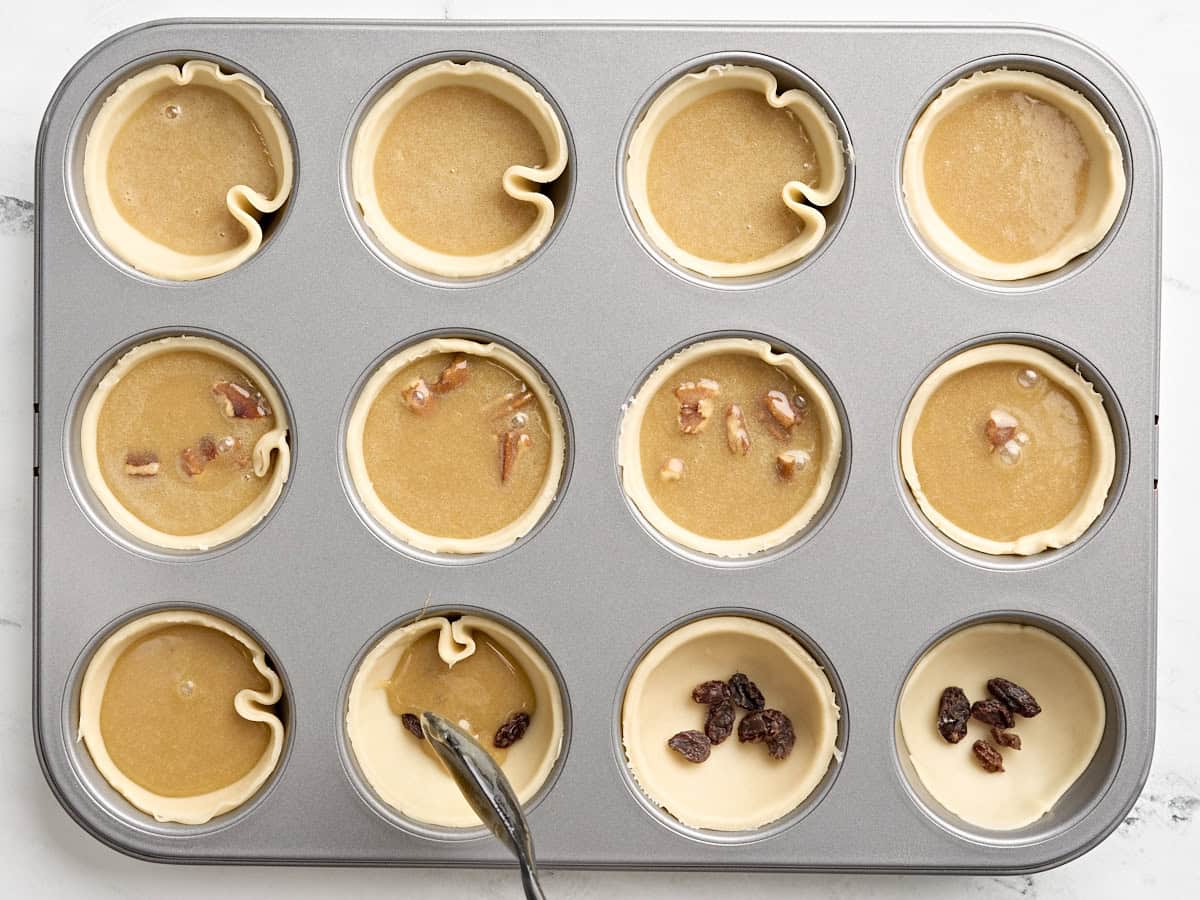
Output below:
[2,1,1196,896]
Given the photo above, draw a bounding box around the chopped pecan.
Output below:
[400,713,424,740]
[675,379,719,434]
[179,436,218,477]
[775,449,811,480]
[499,429,533,483]
[123,451,160,477]
[937,686,971,744]
[401,378,434,414]
[667,729,711,763]
[972,740,1005,773]
[991,727,1022,750]
[212,381,269,419]
[725,404,751,455]
[986,677,1042,718]
[483,388,534,419]
[431,355,470,393]
[971,698,1015,730]
[659,457,685,482]
[985,409,1019,451]
[764,390,799,431]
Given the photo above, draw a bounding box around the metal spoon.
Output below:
[420,711,546,900]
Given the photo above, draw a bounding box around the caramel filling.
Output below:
[373,85,548,257]
[95,350,277,536]
[912,362,1093,542]
[99,624,272,798]
[646,88,821,264]
[361,352,553,539]
[923,89,1090,264]
[639,353,824,541]
[386,630,536,764]
[106,84,277,256]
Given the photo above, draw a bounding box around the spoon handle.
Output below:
[519,860,546,900]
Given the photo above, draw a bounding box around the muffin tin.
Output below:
[33,21,1159,872]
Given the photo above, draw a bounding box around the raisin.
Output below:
[765,712,796,760]
[668,729,711,763]
[692,680,732,705]
[991,727,1022,750]
[729,673,765,711]
[494,711,531,749]
[972,740,1005,773]
[987,677,1042,718]
[971,698,1015,730]
[936,686,971,744]
[400,713,424,741]
[704,699,736,745]
[738,710,770,743]
[738,708,795,759]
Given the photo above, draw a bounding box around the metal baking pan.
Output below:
[33,19,1160,872]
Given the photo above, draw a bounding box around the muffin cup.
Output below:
[82,59,293,281]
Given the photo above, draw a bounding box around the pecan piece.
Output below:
[725,404,751,455]
[659,457,684,482]
[483,388,534,420]
[729,673,765,711]
[494,711,531,749]
[401,377,434,414]
[674,379,719,434]
[692,680,732,705]
[667,729,711,763]
[775,449,811,480]
[972,740,1005,773]
[123,451,160,477]
[936,686,971,744]
[499,429,533,483]
[400,713,424,740]
[985,409,1019,451]
[704,699,736,745]
[212,381,269,419]
[179,436,219,477]
[991,727,1022,750]
[431,355,470,393]
[764,390,799,431]
[971,698,1015,730]
[986,677,1042,718]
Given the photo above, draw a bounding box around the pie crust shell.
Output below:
[902,69,1125,281]
[345,337,565,555]
[618,337,842,557]
[82,60,293,281]
[625,64,846,278]
[79,335,292,551]
[345,614,564,828]
[899,343,1116,556]
[622,616,840,831]
[77,609,285,825]
[350,59,569,278]
[897,621,1106,831]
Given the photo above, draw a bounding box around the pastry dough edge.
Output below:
[345,337,566,555]
[618,337,843,558]
[899,343,1117,556]
[77,609,286,826]
[78,335,292,552]
[901,68,1126,282]
[82,60,294,281]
